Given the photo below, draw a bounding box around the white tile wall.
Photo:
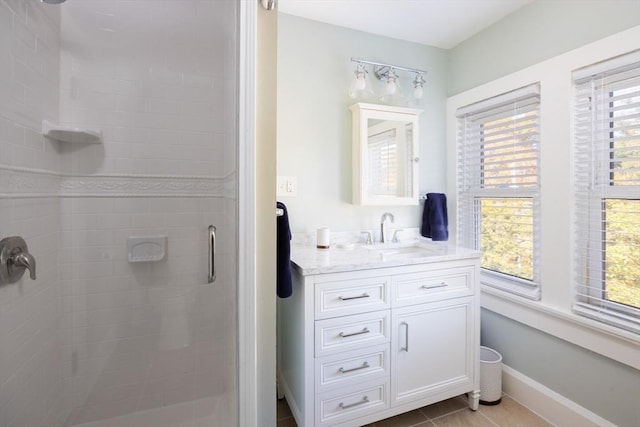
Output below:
[59,0,236,177]
[60,197,235,426]
[56,1,238,425]
[0,0,61,172]
[0,1,65,427]
[0,199,66,427]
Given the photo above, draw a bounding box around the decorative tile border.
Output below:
[0,165,60,198]
[59,174,225,198]
[0,165,233,198]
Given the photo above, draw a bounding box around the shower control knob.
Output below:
[0,236,37,285]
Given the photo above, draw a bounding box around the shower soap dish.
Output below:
[127,235,167,262]
[42,120,102,144]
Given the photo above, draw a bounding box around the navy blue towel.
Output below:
[276,202,293,298]
[421,193,449,241]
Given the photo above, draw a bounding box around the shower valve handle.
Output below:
[12,252,36,280]
[0,236,37,285]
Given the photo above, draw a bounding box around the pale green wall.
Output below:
[277,14,448,234]
[482,310,640,427]
[449,0,640,95]
[450,2,640,426]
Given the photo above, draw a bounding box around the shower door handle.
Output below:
[208,225,216,283]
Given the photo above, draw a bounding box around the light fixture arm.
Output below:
[351,57,428,80]
[349,57,428,101]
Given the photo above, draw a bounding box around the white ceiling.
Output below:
[278,0,534,49]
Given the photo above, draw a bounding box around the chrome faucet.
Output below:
[380,212,395,243]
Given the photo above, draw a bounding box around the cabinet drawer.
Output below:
[392,265,474,306]
[315,344,390,393]
[316,379,389,426]
[315,276,390,319]
[315,310,390,357]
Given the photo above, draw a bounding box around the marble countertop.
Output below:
[290,239,481,276]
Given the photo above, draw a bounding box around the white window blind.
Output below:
[572,50,640,333]
[457,84,541,300]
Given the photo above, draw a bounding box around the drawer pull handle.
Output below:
[339,327,370,338]
[421,282,447,290]
[339,396,369,410]
[338,362,370,373]
[338,293,370,301]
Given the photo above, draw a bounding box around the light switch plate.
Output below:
[277,176,297,197]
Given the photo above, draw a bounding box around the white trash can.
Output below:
[479,346,502,405]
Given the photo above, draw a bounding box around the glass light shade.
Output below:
[385,79,397,95]
[413,85,424,99]
[349,64,373,99]
[384,69,399,96]
[412,72,426,100]
[378,80,406,106]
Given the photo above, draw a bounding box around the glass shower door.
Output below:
[0,0,239,426]
[58,1,240,425]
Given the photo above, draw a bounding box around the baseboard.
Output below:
[501,364,615,427]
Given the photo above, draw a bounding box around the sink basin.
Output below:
[364,242,443,260]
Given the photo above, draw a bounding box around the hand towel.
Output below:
[276,201,293,298]
[421,193,449,241]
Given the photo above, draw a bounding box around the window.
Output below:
[573,50,640,333]
[457,84,541,299]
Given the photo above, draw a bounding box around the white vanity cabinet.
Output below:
[278,255,481,427]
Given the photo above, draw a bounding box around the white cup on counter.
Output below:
[316,227,330,249]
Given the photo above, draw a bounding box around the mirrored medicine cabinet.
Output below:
[350,103,422,205]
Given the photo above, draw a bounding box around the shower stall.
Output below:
[0,0,249,425]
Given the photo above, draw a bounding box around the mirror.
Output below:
[350,103,422,205]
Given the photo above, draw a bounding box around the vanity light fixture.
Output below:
[350,58,427,102]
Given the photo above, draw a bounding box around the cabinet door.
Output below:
[391,297,474,406]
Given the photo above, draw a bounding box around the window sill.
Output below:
[480,284,640,370]
[481,270,540,301]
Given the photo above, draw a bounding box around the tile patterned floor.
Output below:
[277,394,554,427]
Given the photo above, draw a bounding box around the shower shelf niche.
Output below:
[42,120,103,144]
